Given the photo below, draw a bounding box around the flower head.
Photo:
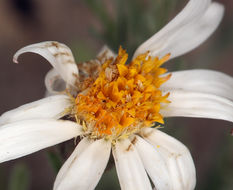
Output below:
[0,0,232,190]
[74,47,170,140]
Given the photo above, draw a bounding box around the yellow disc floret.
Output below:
[75,47,171,140]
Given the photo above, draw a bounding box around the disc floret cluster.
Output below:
[74,47,171,140]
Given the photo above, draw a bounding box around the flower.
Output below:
[0,0,231,190]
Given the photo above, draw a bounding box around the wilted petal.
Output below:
[0,95,71,125]
[13,41,79,87]
[45,69,66,95]
[54,138,111,190]
[97,45,116,61]
[134,135,172,190]
[113,139,152,190]
[133,1,224,59]
[0,119,82,163]
[141,128,196,190]
[161,90,233,123]
[161,69,233,101]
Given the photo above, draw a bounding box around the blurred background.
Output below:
[0,0,232,189]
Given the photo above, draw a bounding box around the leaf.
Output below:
[47,151,63,173]
[95,167,120,190]
[8,163,30,190]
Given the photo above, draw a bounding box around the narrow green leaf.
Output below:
[47,151,63,173]
[8,163,30,190]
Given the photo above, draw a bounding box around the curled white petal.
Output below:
[0,95,71,125]
[13,41,79,87]
[54,138,111,190]
[133,1,224,59]
[113,139,152,190]
[161,90,233,123]
[0,119,82,163]
[141,128,196,190]
[45,69,66,96]
[161,69,233,101]
[134,135,172,190]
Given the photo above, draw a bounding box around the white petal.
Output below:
[161,69,233,101]
[161,90,233,123]
[45,69,66,96]
[133,1,224,59]
[113,139,152,190]
[54,138,111,190]
[0,119,82,163]
[134,135,172,190]
[13,41,79,87]
[97,45,116,60]
[158,2,224,59]
[54,138,93,190]
[0,95,71,125]
[141,128,196,190]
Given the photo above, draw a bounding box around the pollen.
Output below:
[74,47,171,140]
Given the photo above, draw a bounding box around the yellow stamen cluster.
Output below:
[75,47,171,140]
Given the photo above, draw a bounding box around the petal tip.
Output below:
[13,57,18,64]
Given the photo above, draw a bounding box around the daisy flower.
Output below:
[1,0,232,190]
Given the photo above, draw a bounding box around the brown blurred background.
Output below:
[0,0,232,189]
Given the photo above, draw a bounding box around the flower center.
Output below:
[74,47,171,140]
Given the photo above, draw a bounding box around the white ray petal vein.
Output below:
[0,95,71,125]
[0,119,82,163]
